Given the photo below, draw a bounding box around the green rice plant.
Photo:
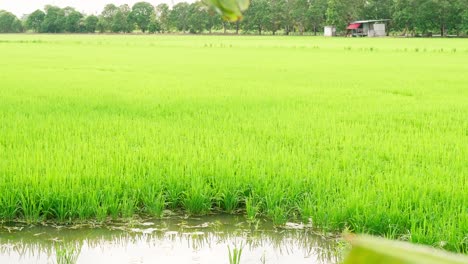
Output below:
[245,196,261,222]
[228,242,244,264]
[19,189,44,223]
[142,190,166,218]
[298,196,316,224]
[55,243,81,264]
[270,206,288,226]
[219,189,240,214]
[164,178,186,209]
[95,206,108,222]
[183,181,213,215]
[0,187,19,220]
[120,193,137,218]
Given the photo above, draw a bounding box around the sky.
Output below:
[0,0,192,17]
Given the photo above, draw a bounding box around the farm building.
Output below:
[346,19,390,37]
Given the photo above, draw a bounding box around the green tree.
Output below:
[100,4,119,32]
[169,2,190,32]
[42,5,66,33]
[461,0,468,35]
[131,2,155,33]
[148,18,161,33]
[111,4,134,33]
[0,10,22,33]
[308,0,327,35]
[393,0,417,34]
[325,0,338,25]
[64,8,83,33]
[187,2,209,33]
[25,9,45,32]
[361,0,392,20]
[281,0,295,34]
[97,16,106,33]
[155,4,170,33]
[431,0,464,36]
[84,15,99,33]
[243,0,270,34]
[266,0,286,35]
[291,0,309,34]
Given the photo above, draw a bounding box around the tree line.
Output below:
[1,0,467,36]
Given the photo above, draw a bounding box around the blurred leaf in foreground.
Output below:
[344,235,468,264]
[203,0,250,21]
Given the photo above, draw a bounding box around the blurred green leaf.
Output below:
[344,235,468,264]
[204,0,250,21]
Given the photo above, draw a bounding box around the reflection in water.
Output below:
[0,215,342,264]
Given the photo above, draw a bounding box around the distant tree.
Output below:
[42,5,66,33]
[266,0,285,35]
[111,5,134,33]
[361,0,392,20]
[461,0,468,35]
[392,0,417,35]
[148,18,161,33]
[101,4,119,32]
[25,9,45,32]
[64,8,83,33]
[130,2,154,33]
[0,10,22,33]
[281,0,295,34]
[291,0,309,34]
[169,2,190,32]
[243,0,270,34]
[187,2,209,33]
[84,15,99,33]
[308,0,327,35]
[97,16,107,33]
[431,0,464,36]
[155,4,170,33]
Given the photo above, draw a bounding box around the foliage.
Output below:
[64,8,83,33]
[84,15,99,33]
[168,2,190,32]
[41,5,66,33]
[242,0,270,34]
[9,0,468,35]
[203,0,250,21]
[0,10,22,33]
[25,10,45,32]
[344,235,468,264]
[228,242,244,264]
[130,2,155,32]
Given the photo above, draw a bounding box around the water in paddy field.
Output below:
[0,215,341,264]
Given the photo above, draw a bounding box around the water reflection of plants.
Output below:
[0,216,341,263]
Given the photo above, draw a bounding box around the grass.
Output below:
[0,35,466,253]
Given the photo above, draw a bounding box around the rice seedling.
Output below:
[55,242,81,264]
[0,35,466,253]
[245,196,261,223]
[228,242,244,264]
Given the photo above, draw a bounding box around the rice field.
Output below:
[0,35,467,253]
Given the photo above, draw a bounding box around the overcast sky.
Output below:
[0,0,192,17]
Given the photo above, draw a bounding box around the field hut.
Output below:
[346,19,390,37]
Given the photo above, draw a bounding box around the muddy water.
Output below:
[0,215,342,264]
